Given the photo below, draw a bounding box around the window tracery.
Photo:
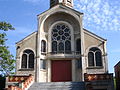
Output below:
[21,49,34,69]
[88,47,102,67]
[51,23,71,54]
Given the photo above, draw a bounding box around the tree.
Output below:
[0,75,6,90]
[0,21,15,76]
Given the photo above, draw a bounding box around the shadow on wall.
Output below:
[0,75,6,90]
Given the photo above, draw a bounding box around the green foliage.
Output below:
[0,33,6,45]
[0,22,15,31]
[0,21,15,76]
[0,46,15,75]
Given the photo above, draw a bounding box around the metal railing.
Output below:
[6,74,34,90]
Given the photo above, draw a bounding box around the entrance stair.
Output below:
[28,82,85,90]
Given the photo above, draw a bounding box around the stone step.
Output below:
[28,82,85,90]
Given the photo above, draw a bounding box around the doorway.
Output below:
[51,60,72,82]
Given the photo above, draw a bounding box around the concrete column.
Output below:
[104,41,108,73]
[15,57,20,75]
[36,57,40,82]
[48,60,51,82]
[79,15,86,81]
[36,16,41,82]
[72,59,76,82]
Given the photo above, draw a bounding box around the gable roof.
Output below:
[114,61,120,68]
[16,31,37,45]
[83,28,107,41]
[37,4,83,18]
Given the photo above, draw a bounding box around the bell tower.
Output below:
[50,0,73,8]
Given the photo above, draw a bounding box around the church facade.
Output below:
[10,0,114,90]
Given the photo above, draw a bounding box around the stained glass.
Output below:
[52,24,71,53]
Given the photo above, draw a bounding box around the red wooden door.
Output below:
[51,60,72,82]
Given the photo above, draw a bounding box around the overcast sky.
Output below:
[0,0,120,74]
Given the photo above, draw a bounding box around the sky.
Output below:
[0,0,120,74]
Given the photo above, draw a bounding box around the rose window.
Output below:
[51,24,71,53]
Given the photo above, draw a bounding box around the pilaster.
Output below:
[47,60,51,82]
[72,59,76,82]
[79,14,86,81]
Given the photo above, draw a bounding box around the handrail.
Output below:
[22,75,34,90]
[84,73,113,81]
[6,74,34,90]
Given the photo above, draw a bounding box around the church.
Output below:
[6,0,114,90]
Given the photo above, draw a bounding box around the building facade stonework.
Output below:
[114,61,120,90]
[12,0,114,90]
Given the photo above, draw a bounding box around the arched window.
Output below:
[88,52,94,66]
[52,41,57,53]
[65,40,71,53]
[21,49,34,69]
[58,42,64,53]
[41,40,46,53]
[29,53,34,68]
[76,39,81,54]
[95,51,102,66]
[21,54,27,68]
[51,23,71,54]
[88,47,102,67]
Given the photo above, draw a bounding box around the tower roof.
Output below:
[50,0,73,8]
